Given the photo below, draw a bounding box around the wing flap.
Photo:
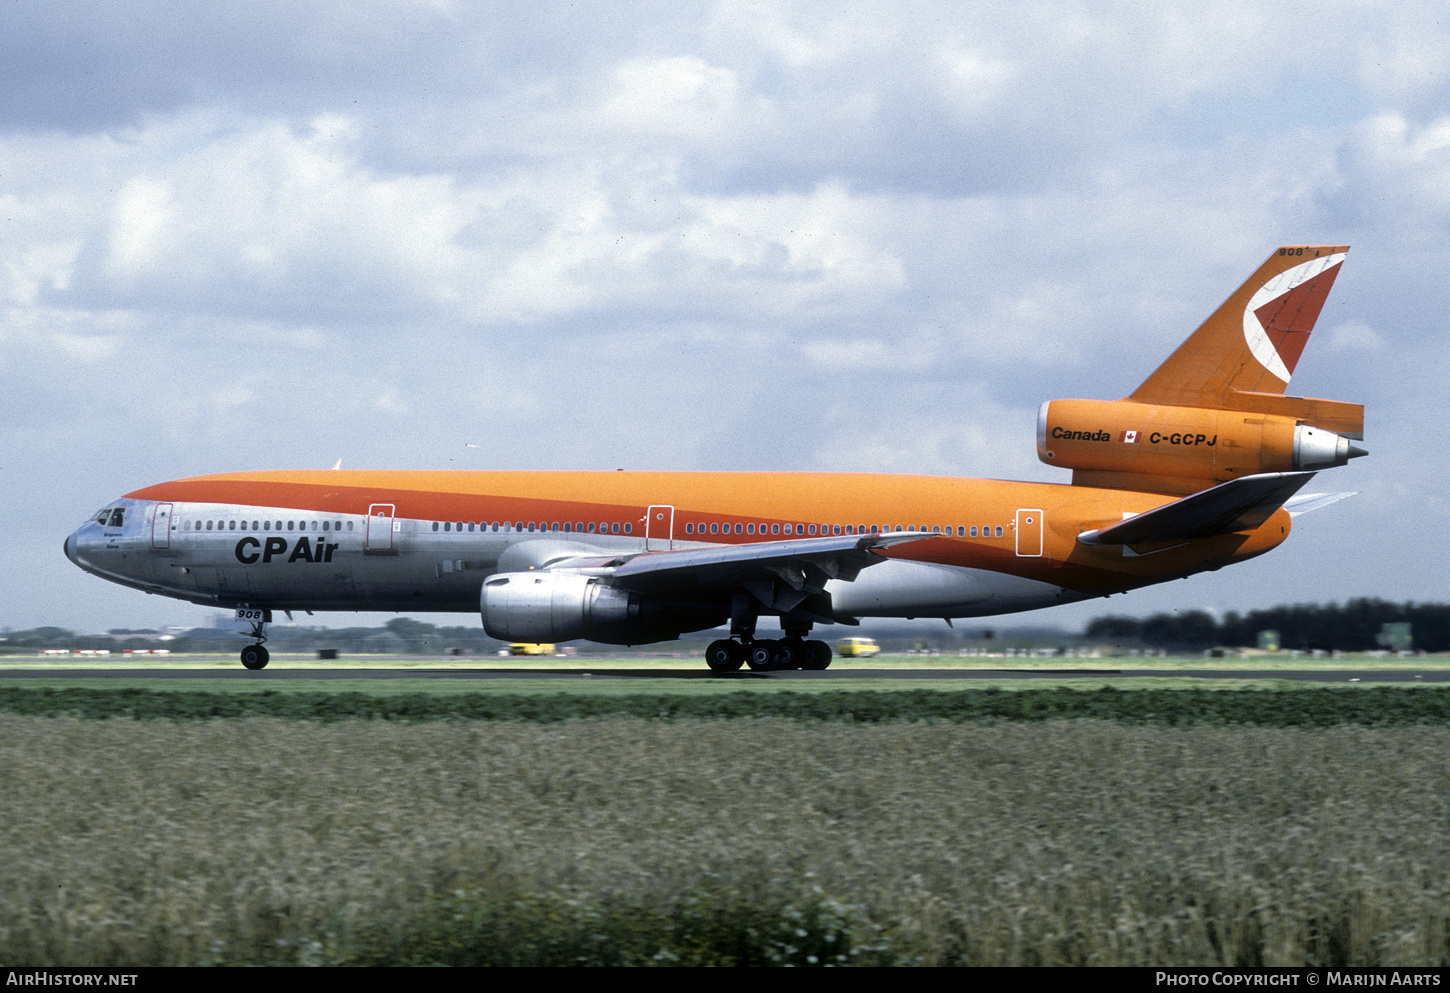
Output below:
[1078,471,1317,546]
[593,531,932,595]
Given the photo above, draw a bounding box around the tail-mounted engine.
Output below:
[1038,397,1366,494]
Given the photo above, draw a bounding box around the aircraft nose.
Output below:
[64,531,80,566]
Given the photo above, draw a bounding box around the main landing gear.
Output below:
[238,608,272,670]
[705,637,832,673]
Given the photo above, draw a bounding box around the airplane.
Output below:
[65,245,1366,672]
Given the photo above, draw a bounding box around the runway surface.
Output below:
[1,666,1444,682]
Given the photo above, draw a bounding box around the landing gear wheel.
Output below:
[240,644,270,670]
[802,640,832,670]
[706,639,744,672]
[746,639,780,672]
[775,640,802,670]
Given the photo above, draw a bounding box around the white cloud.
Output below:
[602,56,745,138]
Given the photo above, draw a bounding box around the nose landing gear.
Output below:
[240,643,270,670]
[237,608,272,670]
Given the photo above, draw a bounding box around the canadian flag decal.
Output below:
[1120,430,1138,443]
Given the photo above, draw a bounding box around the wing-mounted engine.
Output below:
[1038,396,1366,495]
[480,572,721,645]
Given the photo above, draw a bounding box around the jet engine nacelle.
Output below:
[1038,399,1364,490]
[481,572,680,645]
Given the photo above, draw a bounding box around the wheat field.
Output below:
[1,714,1447,965]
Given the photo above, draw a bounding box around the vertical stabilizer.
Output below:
[1131,246,1348,407]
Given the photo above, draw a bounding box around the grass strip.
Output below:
[2,684,1450,725]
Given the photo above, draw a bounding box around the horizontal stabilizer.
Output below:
[1283,490,1357,518]
[1078,471,1317,546]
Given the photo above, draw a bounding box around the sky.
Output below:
[3,1,1446,635]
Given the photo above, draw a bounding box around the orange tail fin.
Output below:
[1131,246,1349,407]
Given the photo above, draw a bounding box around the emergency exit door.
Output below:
[367,504,396,551]
[1015,508,1043,557]
[645,505,674,551]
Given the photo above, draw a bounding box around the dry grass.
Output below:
[1,715,1448,965]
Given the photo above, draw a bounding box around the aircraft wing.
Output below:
[543,531,932,615]
[1077,471,1318,546]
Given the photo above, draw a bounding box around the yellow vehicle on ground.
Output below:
[509,643,556,656]
[837,637,880,658]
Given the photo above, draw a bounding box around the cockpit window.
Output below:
[94,508,125,527]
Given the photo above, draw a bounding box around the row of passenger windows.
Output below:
[426,520,1002,538]
[431,521,633,534]
[181,516,1001,539]
[187,519,352,532]
[684,522,1004,538]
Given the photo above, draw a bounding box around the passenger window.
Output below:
[324,521,331,531]
[733,523,742,534]
[433,522,440,531]
[746,524,755,535]
[995,526,1003,537]
[624,523,632,534]
[771,523,779,535]
[808,525,817,536]
[347,521,353,531]
[610,522,619,534]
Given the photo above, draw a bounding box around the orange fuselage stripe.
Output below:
[125,469,1289,596]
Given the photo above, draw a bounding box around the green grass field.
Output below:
[2,714,1447,966]
[3,665,1448,966]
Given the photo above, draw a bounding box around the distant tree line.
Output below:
[1086,599,1450,652]
[0,617,509,656]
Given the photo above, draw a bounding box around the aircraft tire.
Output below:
[745,640,779,671]
[240,644,270,670]
[705,639,743,672]
[802,640,832,670]
[775,639,802,670]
